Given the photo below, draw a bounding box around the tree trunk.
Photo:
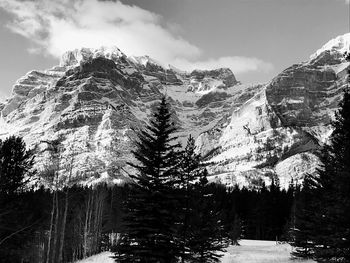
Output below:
[58,188,69,263]
[51,191,60,263]
[96,188,105,253]
[46,192,56,263]
[83,190,92,258]
[93,189,100,254]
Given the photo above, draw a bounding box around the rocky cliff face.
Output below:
[0,46,241,186]
[0,34,348,188]
[196,33,349,188]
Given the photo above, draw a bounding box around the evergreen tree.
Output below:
[187,170,225,263]
[228,214,242,246]
[289,179,315,259]
[313,91,350,262]
[0,136,38,262]
[113,96,181,262]
[0,136,35,195]
[292,89,350,261]
[177,135,202,262]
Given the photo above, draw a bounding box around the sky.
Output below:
[0,0,349,100]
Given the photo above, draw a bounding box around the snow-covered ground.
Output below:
[75,252,114,263]
[74,240,315,263]
[221,240,315,263]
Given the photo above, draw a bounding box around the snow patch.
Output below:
[74,252,114,263]
[310,33,350,60]
[222,239,315,263]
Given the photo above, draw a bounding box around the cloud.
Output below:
[175,56,274,74]
[0,0,273,74]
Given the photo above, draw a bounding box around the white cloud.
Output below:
[0,0,273,74]
[174,56,274,74]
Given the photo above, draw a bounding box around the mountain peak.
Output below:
[310,33,350,60]
[128,55,167,69]
[59,46,126,67]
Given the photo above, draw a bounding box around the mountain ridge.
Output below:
[0,33,349,188]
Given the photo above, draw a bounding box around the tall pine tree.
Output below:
[113,96,180,263]
[176,137,227,262]
[0,136,37,262]
[0,136,35,195]
[289,179,315,259]
[313,92,350,262]
[177,135,202,262]
[187,170,225,263]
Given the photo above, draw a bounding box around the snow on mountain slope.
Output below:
[310,33,350,60]
[0,47,242,186]
[0,33,348,187]
[196,83,326,188]
[60,46,125,67]
[197,33,349,188]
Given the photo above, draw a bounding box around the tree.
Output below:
[289,179,315,259]
[292,90,350,262]
[228,214,242,246]
[177,135,203,262]
[314,91,350,262]
[0,136,35,195]
[40,138,63,263]
[0,136,38,262]
[113,96,181,262]
[186,170,225,263]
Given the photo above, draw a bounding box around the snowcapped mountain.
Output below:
[0,34,348,188]
[197,33,349,188]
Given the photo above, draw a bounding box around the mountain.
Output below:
[0,34,348,188]
[197,33,349,187]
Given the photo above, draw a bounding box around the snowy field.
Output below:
[75,252,114,263]
[221,240,315,263]
[75,240,315,263]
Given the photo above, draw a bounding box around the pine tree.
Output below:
[0,136,37,262]
[312,91,350,262]
[177,135,202,262]
[113,96,181,263]
[187,170,225,263]
[289,179,315,259]
[228,214,242,246]
[0,136,35,195]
